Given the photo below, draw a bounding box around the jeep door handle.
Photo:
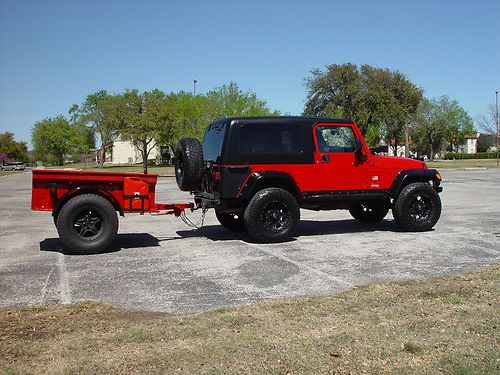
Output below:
[321,154,329,162]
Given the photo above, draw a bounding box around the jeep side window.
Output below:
[202,122,227,162]
[316,126,356,153]
[238,124,303,155]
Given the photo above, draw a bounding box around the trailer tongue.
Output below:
[31,169,195,254]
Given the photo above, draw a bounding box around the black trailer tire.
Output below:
[215,210,246,231]
[56,194,118,254]
[349,202,389,223]
[244,188,300,243]
[392,182,441,231]
[175,138,204,191]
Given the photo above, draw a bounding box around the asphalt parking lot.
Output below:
[0,169,499,313]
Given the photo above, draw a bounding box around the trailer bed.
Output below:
[31,169,194,253]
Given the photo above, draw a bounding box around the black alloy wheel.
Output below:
[244,188,300,243]
[57,194,119,254]
[392,182,441,231]
[261,201,291,233]
[72,208,104,240]
[408,193,433,223]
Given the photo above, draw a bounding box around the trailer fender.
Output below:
[52,187,125,222]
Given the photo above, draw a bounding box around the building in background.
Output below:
[94,136,163,165]
[458,133,479,154]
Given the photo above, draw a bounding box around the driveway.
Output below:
[0,169,498,313]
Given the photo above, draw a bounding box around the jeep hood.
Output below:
[372,155,427,170]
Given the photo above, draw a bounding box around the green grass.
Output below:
[427,158,500,169]
[45,163,174,176]
[1,265,498,374]
[0,170,25,177]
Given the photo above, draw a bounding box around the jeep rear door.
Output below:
[313,123,370,191]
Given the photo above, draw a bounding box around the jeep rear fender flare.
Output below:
[239,171,302,201]
[390,169,441,199]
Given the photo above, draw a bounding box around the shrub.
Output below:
[444,152,497,160]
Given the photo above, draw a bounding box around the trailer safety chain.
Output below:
[179,207,207,229]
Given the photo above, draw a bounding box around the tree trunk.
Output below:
[429,136,434,161]
[393,137,399,157]
[142,140,148,174]
[100,142,106,168]
[404,124,409,158]
[58,154,64,166]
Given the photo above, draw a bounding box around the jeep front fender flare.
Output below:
[390,169,442,199]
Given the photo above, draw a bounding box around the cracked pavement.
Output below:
[0,169,499,313]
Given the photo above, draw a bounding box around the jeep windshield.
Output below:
[202,121,227,162]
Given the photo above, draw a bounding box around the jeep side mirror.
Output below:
[369,145,389,154]
[354,139,367,162]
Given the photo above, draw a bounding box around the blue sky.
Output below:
[1,0,499,145]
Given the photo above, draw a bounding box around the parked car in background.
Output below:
[1,162,26,171]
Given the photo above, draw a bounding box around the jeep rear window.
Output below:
[237,123,304,157]
[202,121,227,162]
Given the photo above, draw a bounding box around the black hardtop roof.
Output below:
[220,116,354,126]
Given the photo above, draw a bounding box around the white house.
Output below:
[458,133,479,154]
[95,137,163,164]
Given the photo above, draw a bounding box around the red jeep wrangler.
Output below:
[175,116,442,243]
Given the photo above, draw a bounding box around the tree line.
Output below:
[31,83,279,172]
[0,132,28,164]
[26,64,488,171]
[303,63,475,159]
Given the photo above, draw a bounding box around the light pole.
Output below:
[193,80,197,96]
[496,91,499,166]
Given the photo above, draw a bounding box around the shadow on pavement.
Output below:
[176,218,407,242]
[39,233,161,255]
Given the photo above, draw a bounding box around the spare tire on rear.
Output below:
[175,138,204,191]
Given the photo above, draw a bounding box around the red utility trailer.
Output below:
[31,169,194,254]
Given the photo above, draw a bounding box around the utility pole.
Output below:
[193,80,197,96]
[405,124,410,158]
[496,91,499,166]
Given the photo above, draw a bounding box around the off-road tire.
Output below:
[215,210,246,231]
[56,194,119,254]
[392,182,441,231]
[349,202,389,223]
[244,188,300,243]
[175,138,203,191]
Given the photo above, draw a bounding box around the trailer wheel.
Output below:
[244,188,300,243]
[175,138,203,191]
[56,194,118,254]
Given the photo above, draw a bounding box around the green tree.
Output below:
[32,116,79,165]
[0,132,28,163]
[204,82,280,118]
[411,96,475,159]
[303,63,423,154]
[117,89,178,174]
[411,98,444,160]
[170,82,280,141]
[70,90,120,167]
[167,91,210,141]
[440,97,475,152]
[476,104,499,163]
